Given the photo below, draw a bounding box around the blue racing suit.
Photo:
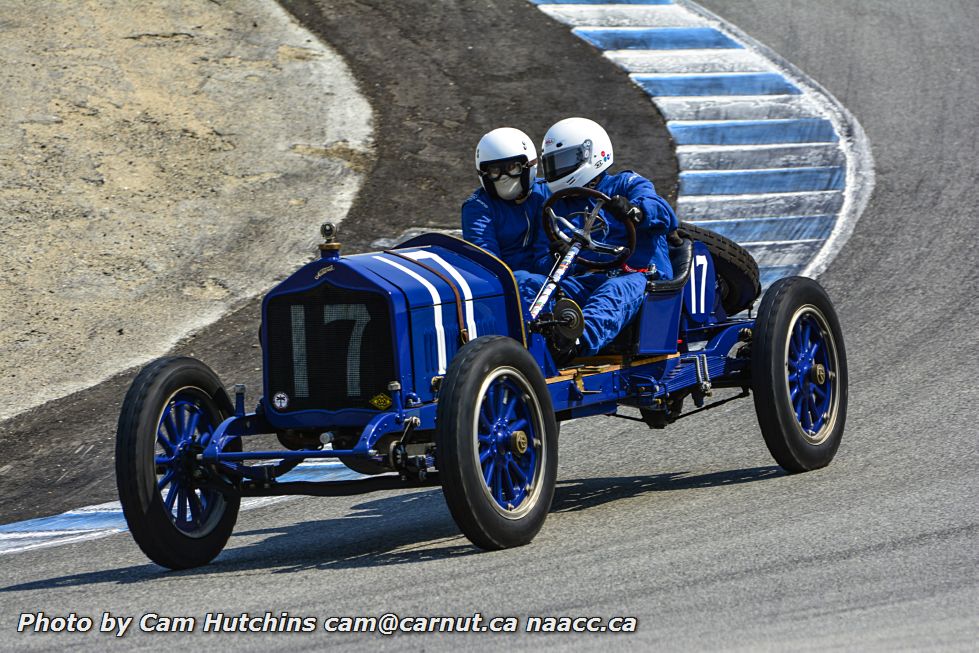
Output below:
[549,170,678,278]
[526,170,678,356]
[461,179,555,306]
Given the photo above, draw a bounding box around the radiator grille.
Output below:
[265,286,394,412]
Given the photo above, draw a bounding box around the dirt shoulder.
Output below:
[0,0,373,421]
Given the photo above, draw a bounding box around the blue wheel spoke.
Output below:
[809,340,820,358]
[508,457,529,486]
[802,321,812,350]
[187,491,203,524]
[177,490,188,523]
[812,384,827,399]
[156,431,175,457]
[801,395,813,430]
[793,393,804,422]
[494,465,503,504]
[790,325,802,354]
[790,383,800,401]
[478,431,493,444]
[160,415,179,452]
[495,384,506,417]
[510,418,528,433]
[502,460,516,501]
[484,386,498,416]
[163,411,178,441]
[157,468,176,491]
[164,485,179,512]
[483,458,495,487]
[503,394,518,423]
[174,405,186,442]
[184,410,200,440]
[479,409,492,431]
[479,447,493,464]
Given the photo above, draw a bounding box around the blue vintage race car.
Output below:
[116,188,848,569]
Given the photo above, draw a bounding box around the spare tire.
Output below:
[676,221,761,315]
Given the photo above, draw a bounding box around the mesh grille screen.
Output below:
[265,286,394,412]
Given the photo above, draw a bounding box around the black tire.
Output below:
[436,336,558,549]
[677,221,761,314]
[116,357,240,569]
[751,277,847,472]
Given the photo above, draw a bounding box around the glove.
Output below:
[608,195,643,225]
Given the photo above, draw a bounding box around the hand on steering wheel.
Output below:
[542,187,637,271]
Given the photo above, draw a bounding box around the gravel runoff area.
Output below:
[0,0,373,421]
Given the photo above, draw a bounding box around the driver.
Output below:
[461,127,554,304]
[532,117,679,364]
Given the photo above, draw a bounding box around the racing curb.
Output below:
[530,0,875,286]
[0,461,360,556]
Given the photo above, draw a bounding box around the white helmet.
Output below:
[540,117,613,192]
[475,127,538,201]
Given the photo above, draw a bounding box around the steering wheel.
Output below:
[542,187,637,271]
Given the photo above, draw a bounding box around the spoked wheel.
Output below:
[751,277,848,472]
[436,336,558,549]
[116,357,240,569]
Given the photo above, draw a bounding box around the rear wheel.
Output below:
[116,357,240,569]
[678,221,760,314]
[751,277,847,472]
[436,336,558,549]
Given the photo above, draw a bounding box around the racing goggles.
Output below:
[479,156,535,181]
[541,140,592,183]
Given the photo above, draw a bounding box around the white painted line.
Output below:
[676,190,844,203]
[740,238,823,247]
[401,250,479,340]
[655,94,822,121]
[604,48,767,74]
[675,142,838,153]
[538,4,706,27]
[677,144,844,171]
[743,240,822,267]
[374,255,448,373]
[677,191,845,220]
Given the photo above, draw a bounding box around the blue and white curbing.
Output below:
[530,0,874,287]
[0,460,362,556]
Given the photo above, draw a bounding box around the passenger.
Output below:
[461,127,553,309]
[531,117,679,364]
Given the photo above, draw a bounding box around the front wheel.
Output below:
[436,336,558,549]
[751,277,848,472]
[116,357,240,569]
